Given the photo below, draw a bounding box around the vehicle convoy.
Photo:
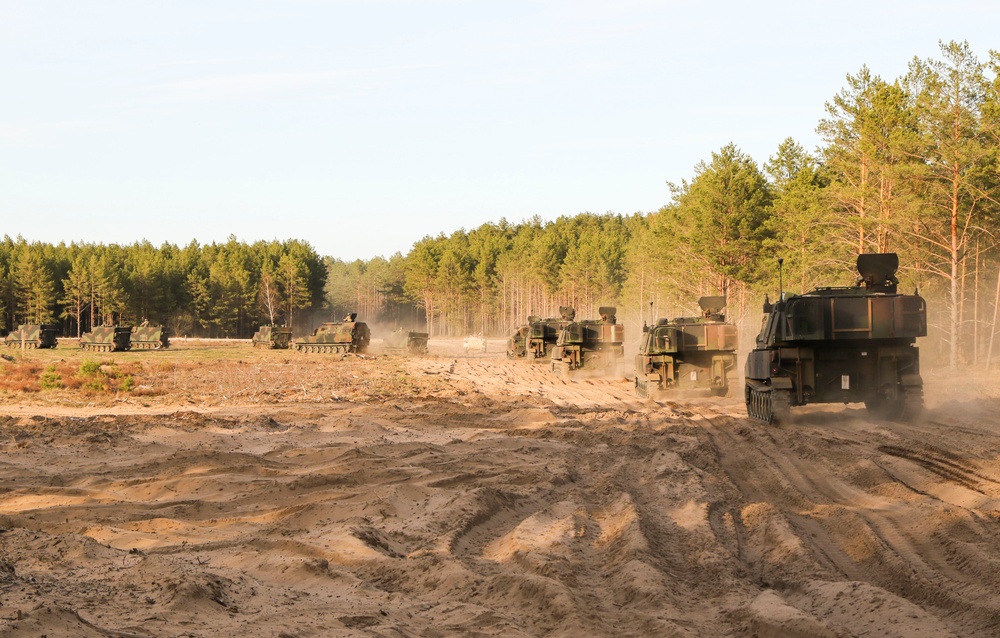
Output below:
[745,253,926,424]
[79,326,133,352]
[293,313,371,354]
[130,323,170,349]
[383,328,429,355]
[3,324,59,349]
[252,325,292,349]
[507,307,576,360]
[550,306,624,376]
[635,296,738,398]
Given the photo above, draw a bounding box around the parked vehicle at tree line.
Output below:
[3,324,59,349]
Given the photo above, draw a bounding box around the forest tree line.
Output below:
[0,237,327,339]
[3,42,999,366]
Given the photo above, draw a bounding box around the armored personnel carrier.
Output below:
[507,307,575,360]
[635,296,738,398]
[464,334,488,354]
[80,326,132,352]
[293,313,371,354]
[131,324,170,349]
[252,325,292,349]
[550,306,624,376]
[383,328,429,355]
[745,253,926,424]
[4,324,59,349]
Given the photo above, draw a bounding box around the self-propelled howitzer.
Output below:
[745,253,926,424]
[507,307,575,360]
[550,306,624,377]
[635,296,738,398]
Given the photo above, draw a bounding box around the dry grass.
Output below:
[0,340,476,408]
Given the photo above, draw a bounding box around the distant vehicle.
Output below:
[635,296,738,398]
[745,253,926,424]
[252,325,292,349]
[131,323,170,349]
[507,307,575,360]
[384,328,429,355]
[80,326,132,352]
[3,324,59,349]
[550,306,624,377]
[464,334,488,354]
[293,313,371,354]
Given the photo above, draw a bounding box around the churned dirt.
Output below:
[1,338,1000,636]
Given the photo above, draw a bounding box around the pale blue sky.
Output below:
[1,1,996,261]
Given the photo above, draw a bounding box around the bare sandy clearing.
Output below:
[0,343,999,636]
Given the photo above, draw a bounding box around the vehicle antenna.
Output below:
[777,258,784,300]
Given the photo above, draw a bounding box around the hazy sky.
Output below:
[2,1,996,261]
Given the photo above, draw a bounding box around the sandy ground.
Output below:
[2,339,1000,636]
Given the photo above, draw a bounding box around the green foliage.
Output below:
[2,42,999,365]
[39,365,63,390]
[75,359,133,393]
[0,237,327,339]
[79,360,102,377]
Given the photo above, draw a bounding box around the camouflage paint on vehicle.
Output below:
[130,324,170,349]
[635,296,738,398]
[293,313,371,354]
[383,328,429,355]
[745,253,926,424]
[550,306,624,377]
[252,325,293,349]
[3,324,59,349]
[79,326,133,352]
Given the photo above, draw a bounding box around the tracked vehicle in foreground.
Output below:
[550,306,624,377]
[507,307,575,360]
[80,326,132,352]
[383,328,429,355]
[4,324,59,349]
[293,313,371,354]
[635,296,738,398]
[252,325,292,349]
[745,253,926,424]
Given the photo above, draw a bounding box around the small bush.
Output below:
[79,360,102,377]
[39,365,63,390]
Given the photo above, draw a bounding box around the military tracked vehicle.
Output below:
[745,253,926,424]
[506,324,531,359]
[635,296,738,398]
[507,307,575,360]
[4,324,59,349]
[80,326,132,352]
[383,328,429,355]
[293,313,371,354]
[464,334,488,354]
[550,306,624,376]
[252,325,292,349]
[131,324,170,349]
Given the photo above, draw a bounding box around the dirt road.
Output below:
[1,348,999,636]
